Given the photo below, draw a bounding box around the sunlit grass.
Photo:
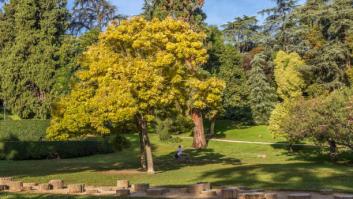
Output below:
[0,120,353,195]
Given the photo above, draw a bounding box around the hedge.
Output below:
[0,120,50,141]
[0,140,114,160]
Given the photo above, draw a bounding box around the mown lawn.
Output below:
[211,120,285,142]
[1,120,353,196]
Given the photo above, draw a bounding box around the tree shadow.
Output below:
[271,143,353,164]
[154,148,241,172]
[209,120,251,139]
[198,162,353,191]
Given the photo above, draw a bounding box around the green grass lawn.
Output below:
[1,120,353,196]
[211,120,284,142]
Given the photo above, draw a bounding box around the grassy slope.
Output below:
[211,120,285,142]
[0,120,353,193]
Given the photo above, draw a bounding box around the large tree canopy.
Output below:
[47,17,224,172]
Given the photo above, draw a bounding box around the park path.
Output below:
[180,136,313,146]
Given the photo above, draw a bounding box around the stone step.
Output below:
[265,193,278,199]
[116,180,129,189]
[131,183,149,192]
[68,184,85,193]
[49,179,64,190]
[201,190,218,197]
[288,193,312,199]
[116,188,130,196]
[221,188,238,199]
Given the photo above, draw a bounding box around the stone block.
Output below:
[221,188,238,199]
[197,182,211,190]
[265,193,278,199]
[131,183,149,192]
[68,184,85,193]
[38,183,51,191]
[116,188,130,196]
[116,180,129,189]
[188,183,205,195]
[49,179,64,189]
[0,177,13,185]
[8,181,23,192]
[201,190,218,197]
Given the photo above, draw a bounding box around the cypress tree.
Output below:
[248,53,277,124]
[0,0,69,119]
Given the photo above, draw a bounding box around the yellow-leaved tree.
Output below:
[273,51,306,100]
[187,77,225,148]
[269,51,306,137]
[47,17,210,173]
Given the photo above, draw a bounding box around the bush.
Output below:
[0,140,115,160]
[0,120,50,141]
[270,88,353,159]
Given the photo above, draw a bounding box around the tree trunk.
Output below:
[138,130,147,170]
[209,116,216,137]
[191,109,207,149]
[328,139,337,161]
[136,115,155,174]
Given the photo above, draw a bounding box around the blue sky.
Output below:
[1,0,306,26]
[109,0,306,26]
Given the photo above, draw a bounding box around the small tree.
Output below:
[273,50,306,100]
[269,50,305,137]
[187,77,225,148]
[47,17,209,173]
[271,88,353,159]
[248,53,277,124]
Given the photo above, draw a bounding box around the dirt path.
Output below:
[180,136,313,146]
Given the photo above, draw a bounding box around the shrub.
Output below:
[270,88,353,159]
[0,120,50,141]
[0,140,115,160]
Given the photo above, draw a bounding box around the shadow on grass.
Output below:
[271,143,353,164]
[154,148,241,172]
[198,162,353,191]
[207,120,252,139]
[0,135,143,178]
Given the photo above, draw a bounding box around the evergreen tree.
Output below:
[248,53,277,124]
[222,15,260,53]
[143,0,206,28]
[260,0,298,50]
[0,0,69,119]
[286,0,353,93]
[70,0,116,35]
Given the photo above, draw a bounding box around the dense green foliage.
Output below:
[286,0,353,92]
[143,0,206,28]
[0,120,50,141]
[248,53,277,124]
[272,88,353,158]
[0,0,69,119]
[0,140,114,160]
